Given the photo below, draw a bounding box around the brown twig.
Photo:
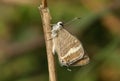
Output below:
[39,0,57,81]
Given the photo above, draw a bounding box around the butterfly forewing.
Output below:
[54,28,85,66]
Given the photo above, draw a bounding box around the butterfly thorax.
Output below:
[51,22,63,38]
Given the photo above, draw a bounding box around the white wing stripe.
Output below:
[61,45,83,59]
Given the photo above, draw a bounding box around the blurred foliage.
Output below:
[0,0,120,81]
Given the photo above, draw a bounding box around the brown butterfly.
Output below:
[51,21,89,67]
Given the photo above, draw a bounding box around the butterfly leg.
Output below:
[46,31,54,41]
[47,33,57,41]
[47,37,53,41]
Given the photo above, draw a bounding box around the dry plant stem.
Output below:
[39,0,57,81]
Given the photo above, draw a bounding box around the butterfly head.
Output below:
[57,21,64,27]
[52,21,63,32]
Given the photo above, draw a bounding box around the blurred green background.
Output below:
[0,0,120,81]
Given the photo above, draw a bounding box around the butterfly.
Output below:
[51,21,89,67]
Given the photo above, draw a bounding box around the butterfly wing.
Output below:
[53,28,88,66]
[70,54,89,66]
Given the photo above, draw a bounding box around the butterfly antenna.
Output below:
[64,17,81,26]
